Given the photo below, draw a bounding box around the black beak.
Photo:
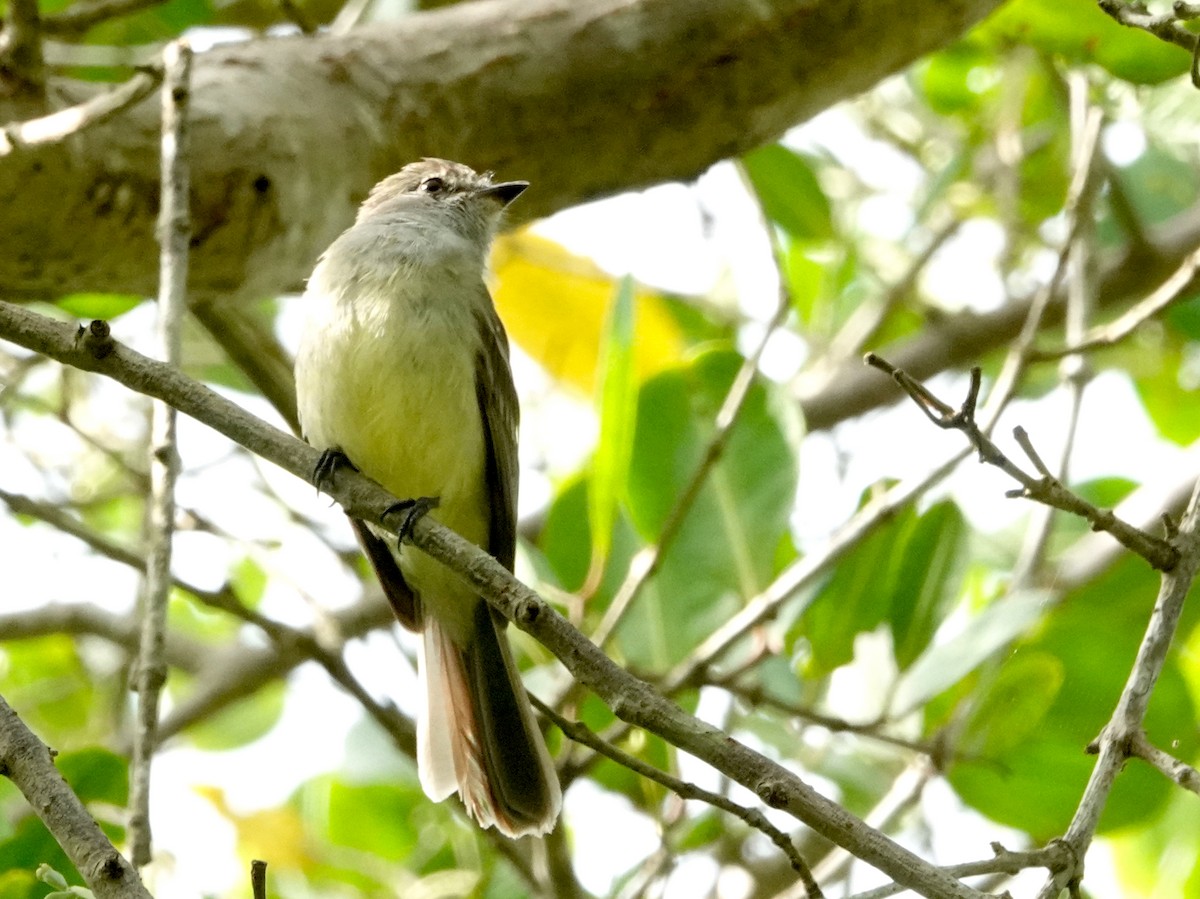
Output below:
[478,180,529,206]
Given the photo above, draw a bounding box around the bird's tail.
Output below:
[417,602,561,837]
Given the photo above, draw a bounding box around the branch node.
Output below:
[77,319,115,358]
[755,778,789,809]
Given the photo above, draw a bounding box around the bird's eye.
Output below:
[420,177,445,194]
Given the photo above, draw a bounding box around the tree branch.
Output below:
[0,0,1003,301]
[0,694,151,899]
[128,39,192,868]
[1036,476,1200,897]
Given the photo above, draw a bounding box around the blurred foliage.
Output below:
[3,1,1200,898]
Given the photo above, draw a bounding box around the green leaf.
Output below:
[1135,342,1200,445]
[742,145,834,241]
[917,40,999,116]
[673,810,725,852]
[980,0,1190,85]
[56,748,128,806]
[324,781,421,860]
[949,557,1199,836]
[54,294,143,320]
[893,588,1050,714]
[589,277,639,574]
[793,500,966,677]
[185,679,286,750]
[958,651,1064,758]
[621,348,802,667]
[890,502,967,670]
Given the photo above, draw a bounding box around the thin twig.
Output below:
[1036,478,1200,897]
[531,695,823,897]
[851,843,1072,899]
[1033,247,1200,361]
[865,355,1180,571]
[0,68,161,156]
[1128,732,1200,795]
[129,40,191,869]
[1098,0,1198,56]
[1,0,46,95]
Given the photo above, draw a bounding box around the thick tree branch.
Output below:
[0,301,992,899]
[798,203,1200,430]
[0,0,1002,301]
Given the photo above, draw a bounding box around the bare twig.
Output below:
[533,695,823,896]
[129,40,192,869]
[1098,1,1199,81]
[0,68,161,156]
[250,860,268,899]
[0,694,152,899]
[851,842,1072,899]
[1,0,46,95]
[1035,478,1200,898]
[1128,732,1200,795]
[1033,247,1200,361]
[865,356,1180,571]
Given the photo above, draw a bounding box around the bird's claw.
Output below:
[384,495,440,545]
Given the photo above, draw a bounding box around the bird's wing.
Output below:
[474,295,519,571]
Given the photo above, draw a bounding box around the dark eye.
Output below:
[420,177,445,194]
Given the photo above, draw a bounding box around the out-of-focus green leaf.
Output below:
[538,474,641,616]
[185,679,285,750]
[54,294,142,320]
[56,748,128,806]
[793,500,967,678]
[325,781,421,860]
[230,555,268,608]
[959,651,1063,758]
[0,638,94,739]
[893,589,1050,714]
[1135,342,1200,445]
[1166,292,1200,341]
[590,277,639,577]
[0,869,39,899]
[742,145,835,241]
[673,810,725,853]
[784,243,824,325]
[1017,63,1069,223]
[890,502,967,670]
[621,348,802,667]
[918,40,1000,116]
[1103,144,1200,241]
[980,0,1190,85]
[949,556,1198,836]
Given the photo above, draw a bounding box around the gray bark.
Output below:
[0,0,1003,302]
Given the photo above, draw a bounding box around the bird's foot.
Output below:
[383,495,440,545]
[313,448,356,495]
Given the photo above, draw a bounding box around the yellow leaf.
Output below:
[196,785,311,871]
[490,231,685,392]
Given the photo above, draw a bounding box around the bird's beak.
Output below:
[477,181,529,206]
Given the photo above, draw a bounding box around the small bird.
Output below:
[294,159,561,837]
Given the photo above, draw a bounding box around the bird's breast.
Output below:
[297,266,489,545]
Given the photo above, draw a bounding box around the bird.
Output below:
[294,158,561,837]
